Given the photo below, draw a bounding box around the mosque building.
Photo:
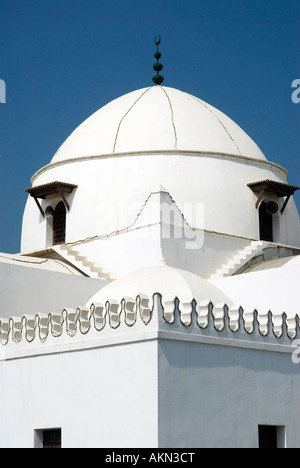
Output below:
[1,40,300,448]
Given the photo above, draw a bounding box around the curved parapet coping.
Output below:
[0,294,299,346]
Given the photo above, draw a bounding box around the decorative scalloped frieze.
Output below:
[0,294,298,347]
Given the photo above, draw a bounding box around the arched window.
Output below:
[259,201,273,242]
[53,201,66,245]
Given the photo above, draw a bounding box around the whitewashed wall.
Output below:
[21,153,300,264]
[158,339,300,448]
[0,340,158,448]
[0,295,300,448]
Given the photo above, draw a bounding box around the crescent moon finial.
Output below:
[154,35,161,46]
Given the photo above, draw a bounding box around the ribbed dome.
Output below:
[51,86,266,163]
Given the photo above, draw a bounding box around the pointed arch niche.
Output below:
[25,181,77,246]
[248,179,299,242]
[258,201,273,242]
[52,201,66,245]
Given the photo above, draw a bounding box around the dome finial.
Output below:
[152,35,164,85]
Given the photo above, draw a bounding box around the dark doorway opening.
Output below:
[258,425,277,448]
[43,428,62,449]
[259,201,273,242]
[53,201,66,245]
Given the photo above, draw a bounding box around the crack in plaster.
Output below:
[112,87,152,153]
[159,87,178,150]
[191,95,242,156]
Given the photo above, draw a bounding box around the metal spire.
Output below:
[152,35,164,85]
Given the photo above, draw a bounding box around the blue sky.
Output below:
[0,0,299,253]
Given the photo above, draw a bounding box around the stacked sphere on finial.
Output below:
[152,36,164,85]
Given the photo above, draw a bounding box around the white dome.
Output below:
[22,84,300,262]
[52,86,266,163]
[86,265,232,307]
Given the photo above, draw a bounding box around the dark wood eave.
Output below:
[247,179,299,213]
[247,179,299,197]
[25,181,77,217]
